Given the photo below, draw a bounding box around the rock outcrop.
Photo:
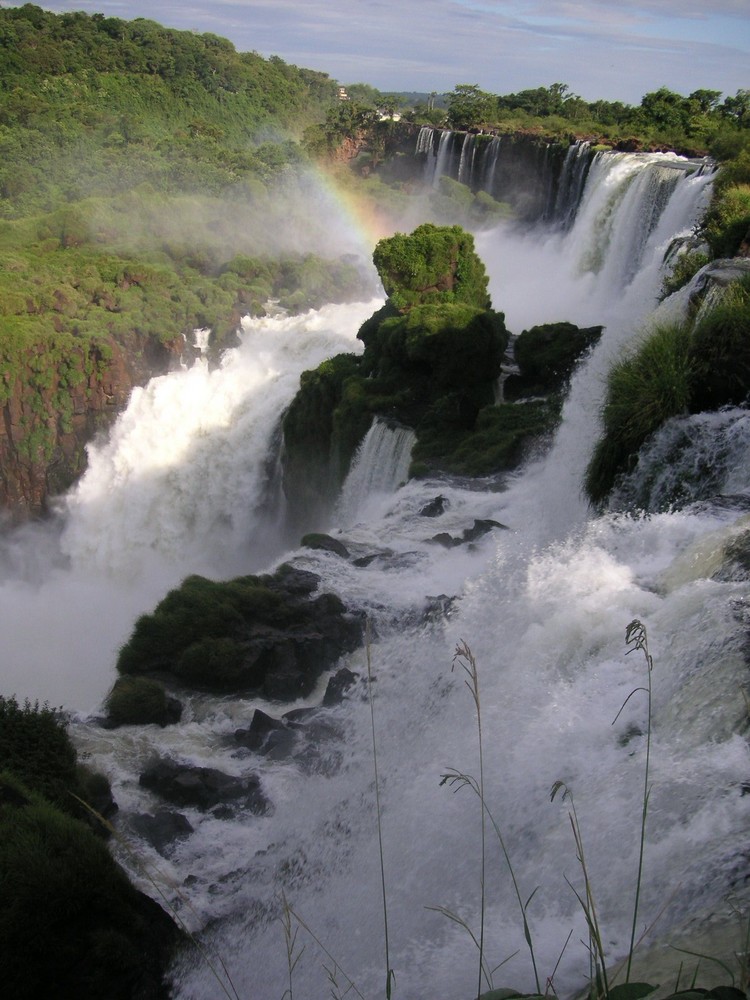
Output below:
[0,330,186,521]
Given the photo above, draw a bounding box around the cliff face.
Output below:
[0,331,186,521]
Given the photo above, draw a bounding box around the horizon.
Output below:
[28,0,750,108]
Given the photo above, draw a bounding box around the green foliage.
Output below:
[661,249,712,298]
[0,6,337,218]
[585,321,695,504]
[507,322,603,398]
[372,223,491,312]
[0,695,78,812]
[701,184,750,258]
[104,676,175,727]
[688,276,750,410]
[0,772,181,1000]
[428,176,514,228]
[446,84,497,130]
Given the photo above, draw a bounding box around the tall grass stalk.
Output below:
[550,781,610,1000]
[441,641,542,997]
[621,619,654,983]
[285,904,367,1000]
[453,639,487,1000]
[280,890,304,1000]
[365,619,395,999]
[551,619,656,997]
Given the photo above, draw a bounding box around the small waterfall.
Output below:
[552,140,595,228]
[414,128,592,222]
[336,417,416,524]
[611,408,750,513]
[457,132,476,186]
[432,129,456,187]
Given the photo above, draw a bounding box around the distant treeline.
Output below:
[330,81,750,160]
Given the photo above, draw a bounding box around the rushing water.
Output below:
[4,151,748,1000]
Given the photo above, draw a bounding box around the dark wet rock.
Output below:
[235,709,297,758]
[131,809,194,854]
[428,517,508,547]
[419,494,449,517]
[354,549,423,571]
[139,758,269,815]
[430,531,457,548]
[272,563,321,595]
[424,594,457,622]
[323,666,360,706]
[300,532,351,559]
[464,517,508,541]
[353,552,382,567]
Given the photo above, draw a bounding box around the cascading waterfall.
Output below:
[5,149,747,1000]
[336,418,416,526]
[0,299,380,708]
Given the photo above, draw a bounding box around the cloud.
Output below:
[36,0,750,103]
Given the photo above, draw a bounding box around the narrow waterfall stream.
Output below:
[3,150,746,1000]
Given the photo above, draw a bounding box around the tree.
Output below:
[446,84,496,129]
[635,87,691,133]
[723,89,750,126]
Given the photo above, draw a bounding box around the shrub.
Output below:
[701,183,750,258]
[688,275,750,410]
[0,695,78,812]
[0,772,182,1000]
[585,321,694,504]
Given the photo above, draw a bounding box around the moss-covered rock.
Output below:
[104,676,182,728]
[283,225,512,519]
[281,352,366,527]
[585,273,750,507]
[505,322,603,398]
[116,565,363,699]
[412,397,561,476]
[372,222,492,312]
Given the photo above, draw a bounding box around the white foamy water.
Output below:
[0,299,380,709]
[4,151,747,1000]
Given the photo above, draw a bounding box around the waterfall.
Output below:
[336,418,416,525]
[0,299,381,707]
[6,150,747,1000]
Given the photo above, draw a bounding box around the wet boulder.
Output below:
[116,564,364,699]
[139,758,269,815]
[103,676,183,728]
[131,809,194,855]
[300,533,351,558]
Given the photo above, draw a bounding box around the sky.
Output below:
[31,0,750,105]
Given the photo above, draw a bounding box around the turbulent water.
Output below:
[4,150,749,1000]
